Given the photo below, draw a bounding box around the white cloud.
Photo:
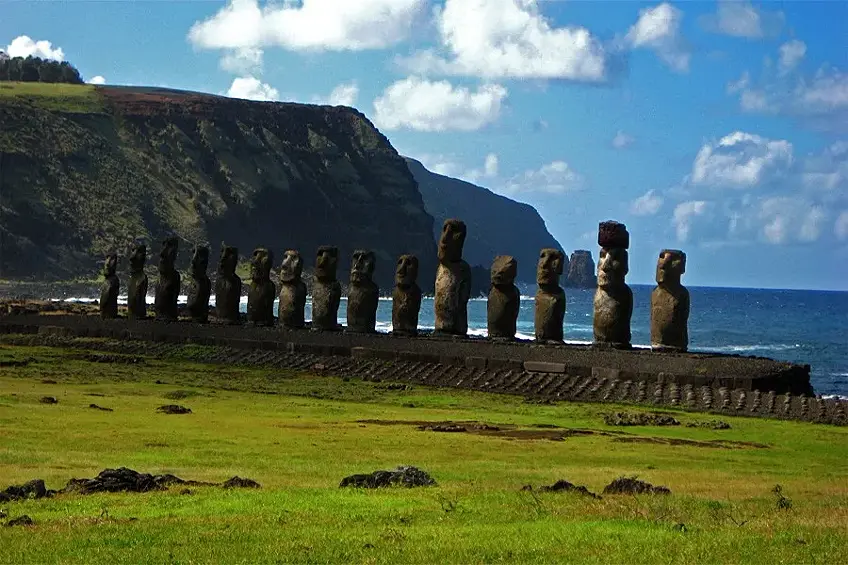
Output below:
[226,76,279,101]
[835,211,848,241]
[483,153,499,178]
[700,0,784,39]
[5,35,64,61]
[778,40,806,75]
[86,75,106,85]
[612,130,635,149]
[220,47,263,74]
[372,77,507,132]
[399,0,608,81]
[691,131,793,189]
[503,160,583,195]
[630,189,663,216]
[188,0,425,52]
[672,200,708,242]
[313,82,360,107]
[411,152,499,184]
[759,198,826,244]
[625,3,690,72]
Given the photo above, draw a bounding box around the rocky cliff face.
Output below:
[0,85,437,289]
[406,158,563,285]
[565,250,596,288]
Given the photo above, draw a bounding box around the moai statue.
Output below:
[650,249,690,352]
[215,243,242,325]
[487,255,520,340]
[247,247,276,326]
[434,219,471,336]
[186,245,211,323]
[312,246,341,331]
[346,250,379,333]
[392,254,421,337]
[99,253,119,320]
[593,221,633,349]
[127,241,148,320]
[278,250,307,330]
[534,248,566,343]
[154,236,180,321]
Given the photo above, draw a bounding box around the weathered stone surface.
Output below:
[347,250,379,334]
[99,253,119,320]
[488,255,520,340]
[524,361,566,373]
[339,466,436,489]
[154,237,180,321]
[535,248,566,343]
[247,248,275,327]
[593,246,632,349]
[651,249,689,352]
[598,220,630,249]
[392,254,421,336]
[214,244,242,325]
[434,219,471,336]
[565,250,596,288]
[278,250,307,330]
[126,242,148,320]
[312,246,341,332]
[186,246,211,323]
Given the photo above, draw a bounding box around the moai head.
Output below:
[491,255,517,287]
[218,243,239,277]
[159,236,179,274]
[350,250,376,284]
[597,247,629,288]
[537,248,564,286]
[280,250,303,283]
[314,246,339,282]
[395,254,419,287]
[598,220,630,249]
[438,219,467,263]
[190,245,209,277]
[128,241,146,273]
[103,253,118,277]
[656,249,686,286]
[250,248,274,283]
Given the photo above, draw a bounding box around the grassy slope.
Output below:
[0,344,846,564]
[0,82,104,114]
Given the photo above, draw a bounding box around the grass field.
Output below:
[0,81,104,113]
[1,344,846,564]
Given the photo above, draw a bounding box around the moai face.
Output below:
[438,219,467,263]
[251,248,273,282]
[350,250,376,284]
[159,237,179,274]
[191,246,209,277]
[103,253,118,277]
[315,246,339,282]
[280,250,303,283]
[491,255,517,286]
[656,249,686,286]
[218,244,239,276]
[597,247,629,288]
[128,242,146,273]
[395,254,419,286]
[536,248,564,286]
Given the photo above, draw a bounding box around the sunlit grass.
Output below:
[0,82,103,113]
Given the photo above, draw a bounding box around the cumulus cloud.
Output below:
[778,40,806,75]
[226,76,279,101]
[188,0,425,52]
[625,3,690,72]
[503,160,583,195]
[700,0,784,39]
[372,77,507,132]
[691,131,793,189]
[836,211,848,241]
[612,130,635,149]
[411,152,499,185]
[220,47,264,74]
[86,76,106,85]
[313,82,360,107]
[759,198,825,244]
[630,189,663,216]
[398,0,608,82]
[672,200,709,242]
[5,35,65,61]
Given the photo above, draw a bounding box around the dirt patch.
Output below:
[340,466,436,488]
[522,480,601,499]
[603,477,671,495]
[88,404,113,412]
[603,412,680,427]
[612,436,768,449]
[686,420,732,430]
[163,390,203,401]
[359,419,594,442]
[156,404,192,415]
[39,396,58,405]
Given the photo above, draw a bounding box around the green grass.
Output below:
[1,344,846,564]
[0,81,104,113]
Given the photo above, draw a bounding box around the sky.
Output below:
[2,0,847,291]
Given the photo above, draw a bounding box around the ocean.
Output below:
[57,285,848,397]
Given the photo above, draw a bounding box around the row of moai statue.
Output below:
[99,219,690,352]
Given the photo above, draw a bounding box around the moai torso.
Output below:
[186,246,211,323]
[127,242,148,320]
[99,253,119,320]
[651,249,690,352]
[434,219,471,336]
[487,255,520,340]
[215,244,242,324]
[392,254,421,336]
[278,250,307,329]
[534,248,566,343]
[154,237,181,321]
[247,247,276,326]
[593,221,633,349]
[311,246,341,331]
[346,250,379,333]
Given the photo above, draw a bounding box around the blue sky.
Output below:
[2,0,847,290]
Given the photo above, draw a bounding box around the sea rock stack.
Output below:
[565,250,596,288]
